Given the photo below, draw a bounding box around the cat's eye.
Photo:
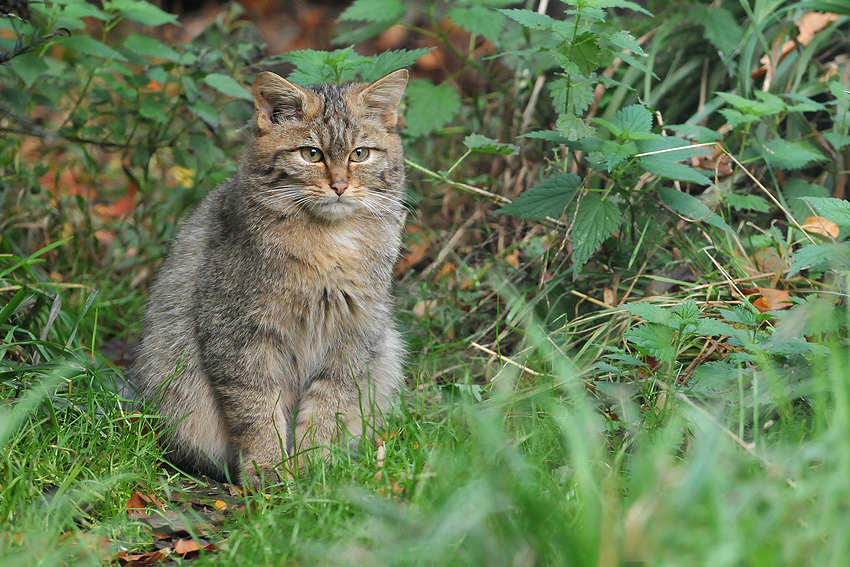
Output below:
[349,148,370,162]
[300,147,324,163]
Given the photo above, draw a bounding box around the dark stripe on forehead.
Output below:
[307,83,358,158]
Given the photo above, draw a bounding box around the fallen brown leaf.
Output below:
[801,215,839,239]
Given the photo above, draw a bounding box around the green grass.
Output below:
[3,0,850,564]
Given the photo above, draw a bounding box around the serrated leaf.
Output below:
[607,30,646,57]
[523,130,572,144]
[800,197,850,226]
[624,324,677,363]
[726,193,771,213]
[760,139,827,170]
[404,80,461,137]
[358,48,434,82]
[202,73,252,101]
[694,318,737,337]
[785,179,831,219]
[60,35,127,61]
[638,138,712,185]
[106,0,180,26]
[339,0,405,23]
[717,91,783,116]
[448,5,507,41]
[571,32,601,75]
[658,186,733,232]
[720,108,760,129]
[498,173,580,221]
[600,140,637,172]
[123,34,181,61]
[570,194,621,277]
[463,134,518,155]
[500,8,559,31]
[642,158,712,186]
[787,242,850,278]
[612,104,653,136]
[784,93,828,113]
[622,302,674,326]
[557,113,595,141]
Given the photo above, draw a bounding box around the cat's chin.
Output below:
[309,199,360,221]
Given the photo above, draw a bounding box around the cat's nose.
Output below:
[331,179,349,195]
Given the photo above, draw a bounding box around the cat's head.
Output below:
[242,69,408,223]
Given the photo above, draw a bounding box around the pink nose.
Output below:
[331,179,348,195]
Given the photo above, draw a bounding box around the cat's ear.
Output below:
[360,69,408,129]
[252,72,321,132]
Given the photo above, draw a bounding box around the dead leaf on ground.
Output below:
[801,215,839,239]
[753,287,794,312]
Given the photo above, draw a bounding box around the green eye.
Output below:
[349,148,370,162]
[300,147,324,163]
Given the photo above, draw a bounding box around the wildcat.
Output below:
[131,69,408,486]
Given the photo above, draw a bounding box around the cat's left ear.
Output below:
[361,69,408,129]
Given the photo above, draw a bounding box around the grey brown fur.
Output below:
[131,70,409,485]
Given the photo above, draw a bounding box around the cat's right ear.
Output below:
[252,72,321,132]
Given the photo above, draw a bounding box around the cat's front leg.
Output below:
[223,388,292,487]
[294,347,402,462]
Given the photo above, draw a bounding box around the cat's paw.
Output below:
[240,463,288,490]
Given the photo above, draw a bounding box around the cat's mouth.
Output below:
[310,194,359,221]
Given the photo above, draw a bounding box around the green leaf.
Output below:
[8,51,48,86]
[498,173,581,221]
[404,79,461,137]
[658,186,734,233]
[139,94,168,123]
[60,34,127,61]
[622,302,674,326]
[570,194,621,277]
[557,113,595,141]
[720,108,760,129]
[787,242,850,278]
[448,5,507,41]
[760,139,827,170]
[695,5,743,57]
[358,48,434,82]
[600,140,637,172]
[123,34,181,61]
[799,197,850,226]
[105,0,180,26]
[202,73,252,101]
[571,32,601,75]
[637,138,712,186]
[607,30,646,57]
[785,179,831,220]
[612,104,653,136]
[784,94,828,113]
[339,0,405,23]
[823,132,850,150]
[500,8,559,31]
[624,324,677,363]
[693,318,737,337]
[717,91,783,116]
[666,124,723,143]
[726,193,771,213]
[0,87,30,114]
[463,134,518,155]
